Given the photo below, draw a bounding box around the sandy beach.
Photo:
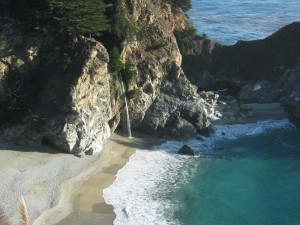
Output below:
[0,103,288,225]
[0,131,162,225]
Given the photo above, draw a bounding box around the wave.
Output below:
[212,119,293,140]
[103,119,294,224]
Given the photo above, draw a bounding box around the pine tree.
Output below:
[49,0,109,36]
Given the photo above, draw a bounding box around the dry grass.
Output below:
[0,197,30,225]
[19,197,30,225]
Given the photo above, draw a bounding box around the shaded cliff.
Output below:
[182,22,300,126]
[183,22,300,91]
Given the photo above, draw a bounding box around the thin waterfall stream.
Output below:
[120,74,132,139]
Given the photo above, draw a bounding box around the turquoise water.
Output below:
[104,120,300,225]
[189,0,300,44]
[174,130,300,225]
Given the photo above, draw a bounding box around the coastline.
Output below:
[46,131,163,225]
[0,103,288,225]
[0,131,162,225]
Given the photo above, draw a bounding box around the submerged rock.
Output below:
[178,145,195,156]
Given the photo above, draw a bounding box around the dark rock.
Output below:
[182,22,300,111]
[238,105,255,118]
[289,105,300,128]
[178,145,195,156]
[198,126,213,137]
[238,80,276,103]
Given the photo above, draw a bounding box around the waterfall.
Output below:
[120,74,132,139]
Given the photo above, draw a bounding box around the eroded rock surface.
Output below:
[0,18,120,154]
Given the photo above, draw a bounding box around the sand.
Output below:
[0,131,162,225]
[0,103,288,225]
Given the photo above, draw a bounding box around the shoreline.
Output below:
[34,131,163,225]
[0,131,163,225]
[0,103,288,225]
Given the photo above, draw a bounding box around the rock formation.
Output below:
[1,0,299,155]
[0,18,121,155]
[178,144,195,156]
[182,22,300,126]
[0,0,218,154]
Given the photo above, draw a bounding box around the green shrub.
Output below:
[126,88,142,99]
[121,60,137,89]
[174,26,199,56]
[109,46,123,74]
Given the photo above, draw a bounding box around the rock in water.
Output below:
[289,105,300,128]
[238,105,255,118]
[178,145,195,156]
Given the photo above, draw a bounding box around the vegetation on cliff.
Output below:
[1,0,109,36]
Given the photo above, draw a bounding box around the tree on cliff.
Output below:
[1,0,109,37]
[49,0,109,36]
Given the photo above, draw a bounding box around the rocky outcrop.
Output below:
[178,145,195,156]
[0,18,121,155]
[118,0,215,138]
[139,64,212,139]
[181,22,300,127]
[0,0,218,153]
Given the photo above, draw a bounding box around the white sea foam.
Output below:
[103,119,294,224]
[103,149,193,225]
[212,119,293,140]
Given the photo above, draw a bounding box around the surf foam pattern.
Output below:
[103,119,293,224]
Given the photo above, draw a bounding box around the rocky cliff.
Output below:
[182,22,300,126]
[0,0,218,154]
[0,18,121,155]
[119,0,217,138]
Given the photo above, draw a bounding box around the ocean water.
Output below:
[103,2,300,224]
[103,119,300,225]
[189,0,300,44]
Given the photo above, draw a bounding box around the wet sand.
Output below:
[33,131,163,225]
[0,131,162,225]
[0,103,287,225]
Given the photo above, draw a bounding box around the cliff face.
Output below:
[120,0,216,138]
[182,22,300,125]
[0,1,217,154]
[0,18,121,155]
